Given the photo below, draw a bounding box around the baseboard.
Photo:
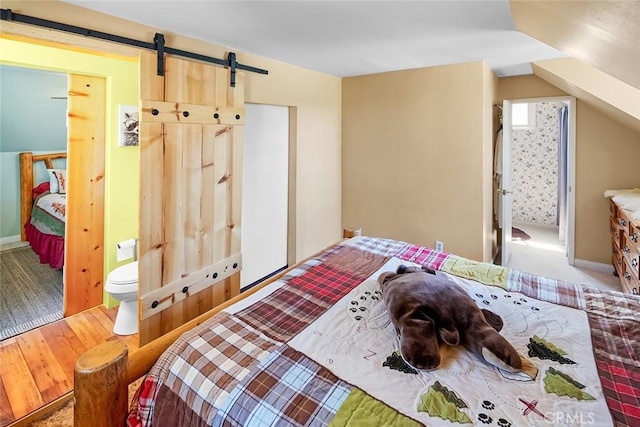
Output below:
[0,235,21,245]
[574,258,614,275]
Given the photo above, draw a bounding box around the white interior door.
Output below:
[500,100,513,266]
[241,103,289,288]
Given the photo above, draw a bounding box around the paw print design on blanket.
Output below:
[474,400,514,427]
[346,288,390,331]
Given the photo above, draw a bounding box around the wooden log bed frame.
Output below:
[73,244,333,426]
[19,151,67,241]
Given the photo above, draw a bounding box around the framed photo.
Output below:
[119,105,139,147]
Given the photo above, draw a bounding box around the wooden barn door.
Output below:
[138,52,244,345]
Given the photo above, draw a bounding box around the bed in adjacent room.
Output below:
[78,236,639,427]
[19,151,67,270]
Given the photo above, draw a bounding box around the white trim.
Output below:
[567,97,577,265]
[0,235,21,245]
[574,259,614,275]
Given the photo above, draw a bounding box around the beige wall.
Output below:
[343,61,493,262]
[498,75,640,264]
[1,0,342,262]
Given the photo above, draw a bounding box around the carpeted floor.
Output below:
[0,245,64,340]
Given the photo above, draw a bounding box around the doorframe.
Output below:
[64,73,106,315]
[502,96,577,265]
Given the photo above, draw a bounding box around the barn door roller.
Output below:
[0,8,268,87]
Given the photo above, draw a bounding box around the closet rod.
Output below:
[0,8,268,86]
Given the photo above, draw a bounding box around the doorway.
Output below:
[240,103,289,289]
[0,66,106,339]
[499,97,576,273]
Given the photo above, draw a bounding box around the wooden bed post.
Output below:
[19,152,34,241]
[74,341,129,427]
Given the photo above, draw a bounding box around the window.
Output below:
[512,103,536,129]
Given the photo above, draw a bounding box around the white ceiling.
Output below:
[65,0,567,78]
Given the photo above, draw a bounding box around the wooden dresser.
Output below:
[609,198,640,294]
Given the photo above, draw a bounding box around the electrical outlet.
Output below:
[435,240,444,252]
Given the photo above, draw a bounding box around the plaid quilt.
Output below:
[127,237,640,427]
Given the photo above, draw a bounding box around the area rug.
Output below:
[512,226,531,241]
[0,245,63,340]
[30,377,144,427]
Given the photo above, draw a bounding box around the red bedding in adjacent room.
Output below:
[24,183,66,269]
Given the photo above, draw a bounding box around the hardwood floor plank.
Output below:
[82,309,114,341]
[0,338,44,420]
[64,310,104,349]
[0,305,135,427]
[89,306,140,350]
[39,320,88,383]
[0,376,15,425]
[16,329,71,402]
[99,304,118,323]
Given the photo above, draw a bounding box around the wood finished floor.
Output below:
[0,305,139,426]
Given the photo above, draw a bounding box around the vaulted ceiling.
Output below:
[62,0,638,92]
[510,0,640,90]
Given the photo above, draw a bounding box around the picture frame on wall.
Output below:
[119,105,139,147]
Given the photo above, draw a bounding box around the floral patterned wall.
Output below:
[511,102,564,225]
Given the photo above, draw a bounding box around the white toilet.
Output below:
[105,261,139,335]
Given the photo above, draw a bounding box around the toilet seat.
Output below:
[105,261,138,294]
[108,261,138,284]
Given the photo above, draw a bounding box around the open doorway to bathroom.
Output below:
[499,97,575,274]
[510,99,572,261]
[500,97,620,291]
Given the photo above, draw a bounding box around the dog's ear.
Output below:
[421,266,436,275]
[397,265,423,275]
[397,265,409,275]
[378,271,397,286]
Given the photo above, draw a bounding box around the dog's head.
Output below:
[378,264,436,289]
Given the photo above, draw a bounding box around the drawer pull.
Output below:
[633,287,638,295]
[624,272,631,281]
[631,233,638,243]
[617,259,622,266]
[620,218,627,227]
[633,259,638,268]
[623,246,630,254]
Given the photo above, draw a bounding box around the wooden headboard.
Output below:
[19,151,67,241]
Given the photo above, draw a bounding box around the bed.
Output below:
[75,236,640,427]
[19,151,67,270]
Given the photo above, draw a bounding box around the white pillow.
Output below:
[47,169,67,194]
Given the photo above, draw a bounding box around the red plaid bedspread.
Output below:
[127,237,640,427]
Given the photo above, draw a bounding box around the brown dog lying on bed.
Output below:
[379,265,524,372]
